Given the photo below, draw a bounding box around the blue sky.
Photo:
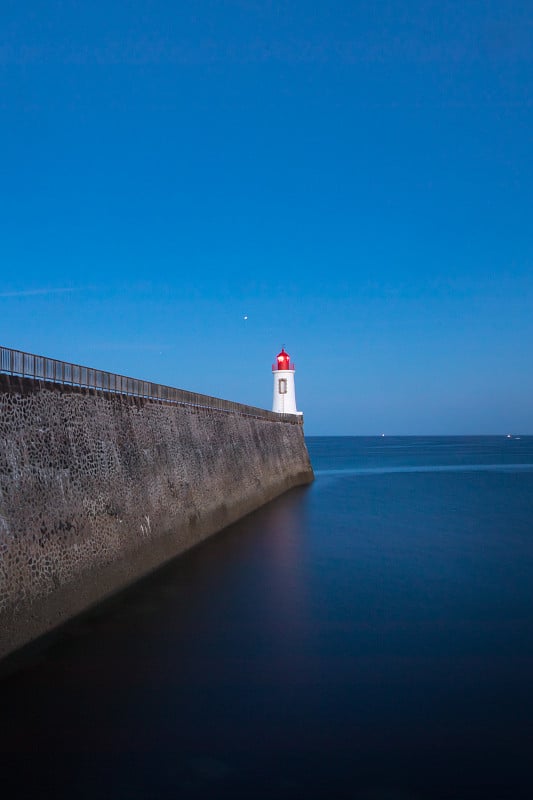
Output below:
[1,1,531,434]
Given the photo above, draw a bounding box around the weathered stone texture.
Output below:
[0,377,313,660]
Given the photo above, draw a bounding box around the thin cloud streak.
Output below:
[0,287,86,298]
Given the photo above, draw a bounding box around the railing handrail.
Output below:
[0,345,300,424]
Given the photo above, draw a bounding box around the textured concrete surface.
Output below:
[0,375,313,661]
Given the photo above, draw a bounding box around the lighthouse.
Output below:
[272,347,301,415]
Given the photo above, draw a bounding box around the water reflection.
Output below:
[2,439,533,799]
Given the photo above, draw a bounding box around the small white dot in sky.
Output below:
[243,315,248,320]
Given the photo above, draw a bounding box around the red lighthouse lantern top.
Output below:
[273,348,293,372]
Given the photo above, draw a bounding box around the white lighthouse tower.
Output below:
[272,347,301,415]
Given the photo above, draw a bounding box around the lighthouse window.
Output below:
[278,379,287,394]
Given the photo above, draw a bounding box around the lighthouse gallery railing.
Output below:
[0,345,300,423]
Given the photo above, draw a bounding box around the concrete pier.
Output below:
[0,373,313,661]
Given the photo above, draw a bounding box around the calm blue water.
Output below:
[2,436,533,799]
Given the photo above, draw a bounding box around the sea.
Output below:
[2,436,533,800]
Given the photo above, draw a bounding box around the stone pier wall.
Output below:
[0,375,313,661]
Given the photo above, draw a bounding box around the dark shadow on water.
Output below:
[1,486,321,798]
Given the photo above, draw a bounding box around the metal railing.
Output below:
[272,363,295,372]
[0,345,300,423]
